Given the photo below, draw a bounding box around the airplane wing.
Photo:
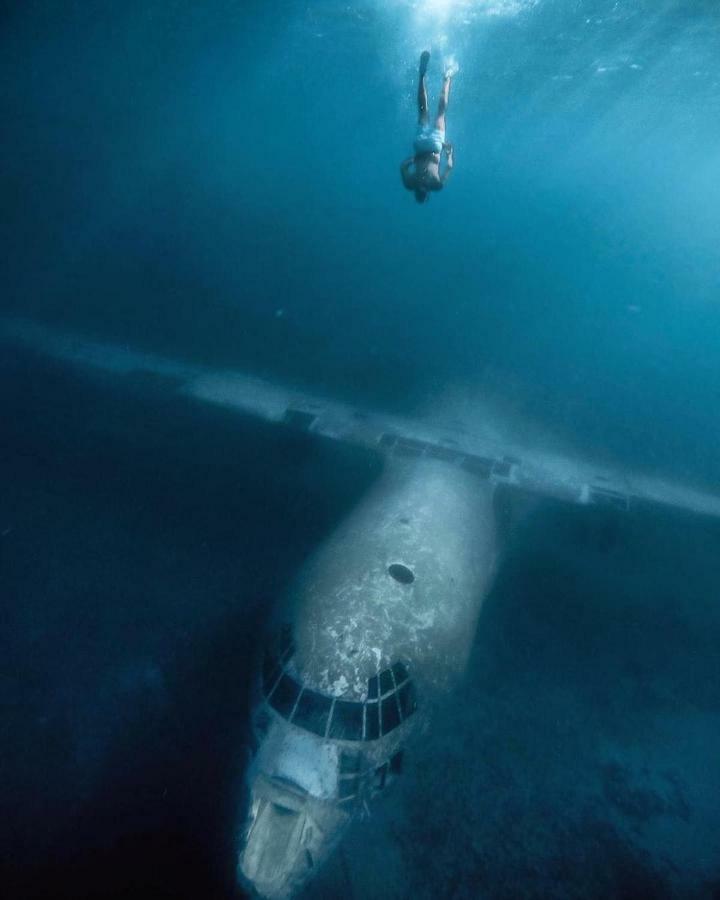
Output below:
[4,316,720,520]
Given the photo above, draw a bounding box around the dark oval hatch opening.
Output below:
[388,563,415,585]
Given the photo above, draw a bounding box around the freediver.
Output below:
[400,51,456,203]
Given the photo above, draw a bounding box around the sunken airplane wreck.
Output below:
[5,317,720,899]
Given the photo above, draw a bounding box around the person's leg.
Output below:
[434,74,451,131]
[418,51,430,125]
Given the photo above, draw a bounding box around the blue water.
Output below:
[3,2,720,897]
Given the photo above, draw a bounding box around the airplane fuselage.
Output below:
[238,458,497,898]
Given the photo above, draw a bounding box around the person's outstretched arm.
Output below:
[441,143,454,184]
[400,157,415,189]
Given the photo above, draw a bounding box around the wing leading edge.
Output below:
[4,317,720,520]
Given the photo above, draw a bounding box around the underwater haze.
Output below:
[4,0,720,479]
[3,1,720,898]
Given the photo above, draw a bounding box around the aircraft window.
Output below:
[262,646,416,740]
[292,689,333,737]
[340,751,361,774]
[328,700,364,741]
[269,673,300,718]
[462,456,492,478]
[391,662,408,686]
[338,776,359,800]
[367,675,379,700]
[365,702,380,741]
[381,695,401,735]
[379,668,394,696]
[272,802,297,816]
[397,681,417,719]
[427,445,460,463]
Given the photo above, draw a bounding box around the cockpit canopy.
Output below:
[262,627,417,742]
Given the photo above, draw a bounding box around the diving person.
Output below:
[400,50,456,203]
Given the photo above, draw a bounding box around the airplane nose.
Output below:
[238,783,314,899]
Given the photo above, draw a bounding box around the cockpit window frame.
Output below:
[262,634,417,742]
